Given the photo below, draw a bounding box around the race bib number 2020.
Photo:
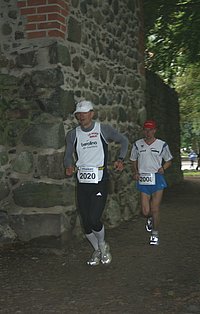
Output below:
[78,166,99,184]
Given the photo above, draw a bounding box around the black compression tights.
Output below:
[77,180,108,234]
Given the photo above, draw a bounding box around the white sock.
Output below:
[85,232,99,251]
[92,225,105,247]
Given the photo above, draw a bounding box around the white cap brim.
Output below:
[73,101,94,115]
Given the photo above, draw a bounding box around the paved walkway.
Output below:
[0,176,200,314]
[181,160,198,170]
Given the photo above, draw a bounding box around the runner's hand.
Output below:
[114,160,124,171]
[65,166,75,177]
[158,167,164,174]
[133,173,140,181]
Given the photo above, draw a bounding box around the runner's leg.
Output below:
[140,192,151,217]
[77,183,99,250]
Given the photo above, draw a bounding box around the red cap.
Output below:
[143,120,157,129]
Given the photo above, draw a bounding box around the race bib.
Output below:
[78,166,98,184]
[139,173,156,185]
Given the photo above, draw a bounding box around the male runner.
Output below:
[64,100,128,265]
[130,120,173,245]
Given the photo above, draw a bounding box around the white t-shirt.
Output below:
[130,138,173,173]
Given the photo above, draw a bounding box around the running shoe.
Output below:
[100,242,112,265]
[145,217,153,232]
[87,249,101,266]
[149,235,159,246]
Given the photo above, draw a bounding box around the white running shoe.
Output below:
[100,242,112,265]
[149,235,159,246]
[145,217,153,232]
[87,249,101,266]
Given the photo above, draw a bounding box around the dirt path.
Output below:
[0,176,200,314]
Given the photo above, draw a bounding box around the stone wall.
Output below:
[145,70,183,185]
[0,0,145,244]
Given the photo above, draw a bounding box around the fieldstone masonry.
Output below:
[0,0,182,245]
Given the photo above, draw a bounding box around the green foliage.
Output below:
[144,0,200,84]
[144,0,200,151]
[175,63,200,150]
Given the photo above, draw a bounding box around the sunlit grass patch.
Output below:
[183,170,200,176]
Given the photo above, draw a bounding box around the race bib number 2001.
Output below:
[139,173,156,185]
[78,166,99,184]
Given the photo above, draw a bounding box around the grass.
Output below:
[183,170,200,176]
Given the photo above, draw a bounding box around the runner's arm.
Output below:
[158,160,172,174]
[159,144,173,173]
[130,143,140,179]
[131,160,140,180]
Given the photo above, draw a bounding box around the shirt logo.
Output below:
[88,132,98,138]
[81,140,97,148]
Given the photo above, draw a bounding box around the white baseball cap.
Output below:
[74,101,94,114]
